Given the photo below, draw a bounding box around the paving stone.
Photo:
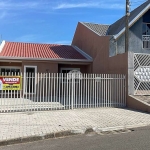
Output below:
[0,108,150,141]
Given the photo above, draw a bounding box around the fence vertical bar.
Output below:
[110,74,112,107]
[71,73,74,110]
[92,74,94,108]
[2,72,5,112]
[25,73,28,111]
[47,73,50,110]
[31,72,33,111]
[100,74,103,107]
[79,75,81,108]
[54,73,56,110]
[121,75,123,106]
[56,73,58,110]
[107,74,110,107]
[83,74,86,108]
[62,73,65,110]
[61,73,63,109]
[89,74,92,108]
[85,74,87,108]
[80,75,82,108]
[45,73,48,110]
[87,74,89,108]
[39,73,42,111]
[36,73,39,111]
[67,73,69,109]
[51,73,53,110]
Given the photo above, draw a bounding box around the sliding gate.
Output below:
[0,73,126,112]
[134,53,150,95]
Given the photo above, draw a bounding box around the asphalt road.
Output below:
[1,126,150,150]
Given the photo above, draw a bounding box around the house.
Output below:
[72,0,150,112]
[0,41,92,75]
[0,41,92,98]
[1,0,150,112]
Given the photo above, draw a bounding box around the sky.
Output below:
[0,0,147,45]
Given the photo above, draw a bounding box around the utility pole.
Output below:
[125,0,130,53]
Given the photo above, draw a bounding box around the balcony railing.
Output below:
[143,35,150,49]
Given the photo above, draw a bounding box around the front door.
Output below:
[24,66,37,94]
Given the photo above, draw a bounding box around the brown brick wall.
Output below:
[72,22,128,74]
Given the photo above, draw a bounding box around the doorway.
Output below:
[24,66,37,94]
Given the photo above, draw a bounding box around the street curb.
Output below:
[0,124,149,147]
[0,128,93,147]
[95,123,150,132]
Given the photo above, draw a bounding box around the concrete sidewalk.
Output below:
[0,108,150,144]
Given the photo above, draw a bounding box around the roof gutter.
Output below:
[114,3,150,40]
[0,56,93,63]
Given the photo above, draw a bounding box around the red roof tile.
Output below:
[0,41,87,60]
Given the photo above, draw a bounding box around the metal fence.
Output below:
[0,73,126,112]
[134,53,150,95]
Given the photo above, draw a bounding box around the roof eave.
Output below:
[114,3,150,40]
[71,45,93,61]
[0,56,93,63]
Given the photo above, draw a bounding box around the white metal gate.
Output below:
[134,53,150,95]
[0,73,126,112]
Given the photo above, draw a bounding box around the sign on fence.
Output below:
[0,76,21,90]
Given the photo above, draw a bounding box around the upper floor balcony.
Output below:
[142,35,150,49]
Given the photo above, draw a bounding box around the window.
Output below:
[60,68,80,83]
[0,67,21,76]
[142,23,150,35]
[61,68,80,73]
[142,23,150,49]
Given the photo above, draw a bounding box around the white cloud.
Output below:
[53,2,124,9]
[0,1,37,10]
[54,3,99,9]
[0,1,51,11]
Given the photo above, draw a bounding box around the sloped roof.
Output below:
[80,1,150,38]
[81,22,109,36]
[0,41,87,60]
[108,0,150,35]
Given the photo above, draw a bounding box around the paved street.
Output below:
[1,126,150,150]
[0,108,150,142]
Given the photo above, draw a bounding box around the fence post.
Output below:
[71,73,74,110]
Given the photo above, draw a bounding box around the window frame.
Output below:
[142,23,150,49]
[60,68,80,83]
[24,65,37,94]
[0,66,21,75]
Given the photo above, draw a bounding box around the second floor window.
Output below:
[142,23,150,35]
[142,23,150,49]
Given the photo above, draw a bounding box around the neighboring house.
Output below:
[0,41,92,75]
[72,0,150,112]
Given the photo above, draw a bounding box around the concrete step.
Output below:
[133,95,150,104]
